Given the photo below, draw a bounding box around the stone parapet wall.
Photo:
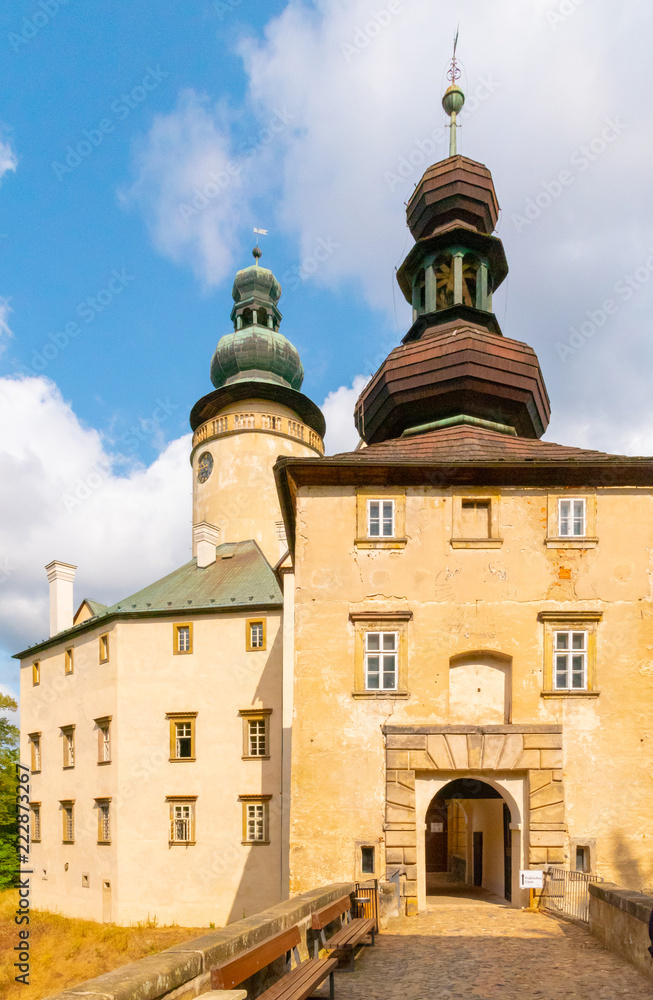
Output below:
[589,882,653,981]
[42,883,355,1000]
[384,724,565,914]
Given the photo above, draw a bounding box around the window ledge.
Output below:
[97,760,112,766]
[169,841,196,847]
[242,755,271,761]
[30,770,41,775]
[355,537,408,550]
[62,765,75,771]
[450,538,503,549]
[62,840,74,845]
[242,840,270,846]
[169,757,196,763]
[352,690,411,699]
[32,839,41,844]
[541,690,600,698]
[97,840,112,846]
[545,537,598,549]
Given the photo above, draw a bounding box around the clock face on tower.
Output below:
[197,451,214,483]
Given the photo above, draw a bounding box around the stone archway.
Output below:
[384,725,565,915]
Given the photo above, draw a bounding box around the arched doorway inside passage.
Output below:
[415,772,525,910]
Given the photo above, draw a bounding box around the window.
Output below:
[355,490,406,549]
[451,494,501,548]
[461,500,490,539]
[167,797,196,844]
[32,661,40,686]
[246,618,266,652]
[29,733,41,773]
[546,494,597,547]
[365,632,398,690]
[31,803,41,843]
[239,709,272,758]
[64,647,74,675]
[96,799,111,843]
[239,794,272,844]
[368,499,395,538]
[575,845,589,873]
[82,873,90,888]
[167,713,197,761]
[351,612,411,697]
[538,611,602,696]
[99,633,109,663]
[554,631,587,689]
[61,726,75,768]
[361,846,375,875]
[95,717,111,763]
[61,801,75,843]
[559,498,586,537]
[173,623,193,655]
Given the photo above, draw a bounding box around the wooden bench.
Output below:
[211,924,338,1000]
[311,894,376,971]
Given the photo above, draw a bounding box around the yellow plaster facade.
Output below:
[286,484,653,913]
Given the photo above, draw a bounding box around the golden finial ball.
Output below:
[442,84,465,116]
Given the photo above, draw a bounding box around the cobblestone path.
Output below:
[318,892,651,999]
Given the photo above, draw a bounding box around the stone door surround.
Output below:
[384,724,565,915]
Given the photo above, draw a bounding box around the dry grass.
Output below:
[0,889,208,1000]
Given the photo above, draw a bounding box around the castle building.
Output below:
[18,80,653,925]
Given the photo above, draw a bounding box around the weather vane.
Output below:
[253,227,268,260]
[443,27,465,157]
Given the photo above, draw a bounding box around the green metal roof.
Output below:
[84,599,108,616]
[15,541,282,658]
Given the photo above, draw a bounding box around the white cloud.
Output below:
[0,133,17,184]
[121,90,246,287]
[322,374,368,454]
[0,377,191,678]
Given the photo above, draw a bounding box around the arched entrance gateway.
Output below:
[384,725,565,914]
[425,779,513,902]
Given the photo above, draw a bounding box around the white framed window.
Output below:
[61,802,75,843]
[97,800,111,843]
[365,631,398,690]
[29,733,41,773]
[250,622,264,648]
[554,631,587,689]
[168,798,196,844]
[31,803,41,843]
[248,718,266,757]
[558,498,586,537]
[175,721,193,759]
[367,499,395,538]
[173,623,193,654]
[247,803,265,841]
[101,725,111,762]
[62,726,75,768]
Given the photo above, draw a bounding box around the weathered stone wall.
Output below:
[589,882,653,981]
[42,882,356,1000]
[385,724,564,913]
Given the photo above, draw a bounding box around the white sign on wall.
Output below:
[519,869,544,889]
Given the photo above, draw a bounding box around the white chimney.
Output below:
[45,560,77,636]
[193,522,221,568]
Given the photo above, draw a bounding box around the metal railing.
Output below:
[540,867,604,923]
[354,878,379,931]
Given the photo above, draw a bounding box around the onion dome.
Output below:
[209,248,304,391]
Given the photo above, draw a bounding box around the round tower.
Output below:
[190,249,325,564]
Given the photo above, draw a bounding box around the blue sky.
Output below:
[1,0,652,700]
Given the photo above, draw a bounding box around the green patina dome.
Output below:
[210,327,304,390]
[210,248,304,390]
